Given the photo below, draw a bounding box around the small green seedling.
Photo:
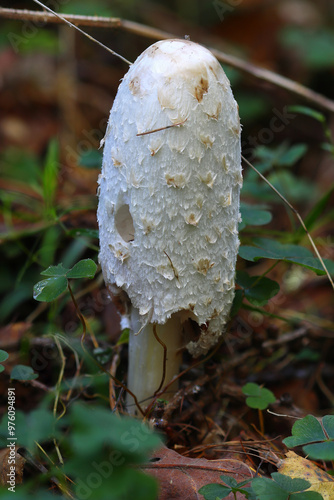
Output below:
[199,473,323,500]
[242,383,276,411]
[242,382,276,434]
[0,349,9,373]
[252,473,323,500]
[283,414,334,461]
[33,259,97,302]
[10,364,38,381]
[198,474,255,500]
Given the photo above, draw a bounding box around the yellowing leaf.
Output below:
[278,451,334,500]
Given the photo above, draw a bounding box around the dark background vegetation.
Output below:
[0,0,333,497]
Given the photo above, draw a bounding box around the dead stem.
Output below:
[153,324,167,397]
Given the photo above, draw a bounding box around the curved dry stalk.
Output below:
[1,5,334,112]
[242,155,334,291]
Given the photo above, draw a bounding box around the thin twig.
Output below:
[163,250,179,281]
[153,324,167,397]
[2,7,334,112]
[137,120,187,136]
[0,7,122,28]
[262,327,307,349]
[242,155,334,291]
[53,335,66,420]
[67,281,145,416]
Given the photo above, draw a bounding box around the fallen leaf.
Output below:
[278,451,334,500]
[0,447,25,486]
[143,446,254,500]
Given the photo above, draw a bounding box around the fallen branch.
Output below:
[1,6,334,113]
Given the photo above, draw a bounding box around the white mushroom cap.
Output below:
[98,39,242,356]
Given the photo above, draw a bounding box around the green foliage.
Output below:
[2,9,334,500]
[0,489,57,500]
[0,141,59,221]
[293,185,334,241]
[0,147,42,190]
[237,92,270,124]
[252,473,322,500]
[0,402,161,500]
[66,259,97,279]
[239,238,334,276]
[283,415,334,461]
[33,259,97,302]
[230,289,244,317]
[33,276,68,302]
[63,403,161,500]
[255,143,308,171]
[199,475,255,499]
[288,106,334,155]
[60,0,115,16]
[242,142,313,202]
[242,383,276,410]
[93,346,113,364]
[0,349,9,373]
[295,348,320,362]
[67,402,161,458]
[0,139,98,324]
[236,271,280,307]
[0,408,56,450]
[279,27,334,70]
[10,364,38,381]
[288,106,327,125]
[78,150,103,169]
[66,228,99,239]
[42,139,59,220]
[8,28,58,54]
[239,203,272,230]
[199,473,323,500]
[117,328,130,345]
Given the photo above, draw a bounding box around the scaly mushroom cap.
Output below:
[98,39,242,356]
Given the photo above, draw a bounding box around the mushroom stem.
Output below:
[126,308,183,415]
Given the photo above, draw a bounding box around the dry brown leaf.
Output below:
[278,451,334,500]
[0,322,31,349]
[143,445,254,500]
[0,447,25,487]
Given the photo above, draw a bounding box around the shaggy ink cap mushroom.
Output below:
[98,39,242,410]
